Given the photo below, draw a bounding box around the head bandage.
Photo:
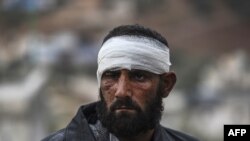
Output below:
[97,36,171,86]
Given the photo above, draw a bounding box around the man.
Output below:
[42,24,199,141]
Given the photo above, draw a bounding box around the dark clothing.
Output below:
[42,102,199,141]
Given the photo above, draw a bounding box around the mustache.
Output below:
[110,97,141,112]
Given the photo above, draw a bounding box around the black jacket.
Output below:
[42,102,199,141]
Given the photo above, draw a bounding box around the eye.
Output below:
[102,70,120,80]
[130,71,147,82]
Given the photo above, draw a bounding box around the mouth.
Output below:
[115,106,136,113]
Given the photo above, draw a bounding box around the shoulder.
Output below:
[41,129,65,141]
[162,126,200,141]
[41,102,100,141]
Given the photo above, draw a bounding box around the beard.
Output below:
[96,82,164,138]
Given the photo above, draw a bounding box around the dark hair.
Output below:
[102,24,169,47]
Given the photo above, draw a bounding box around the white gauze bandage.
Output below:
[97,36,171,86]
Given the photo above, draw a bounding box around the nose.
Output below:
[115,71,132,98]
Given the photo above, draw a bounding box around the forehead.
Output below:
[104,68,157,75]
[106,67,141,71]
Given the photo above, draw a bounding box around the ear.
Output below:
[160,72,176,98]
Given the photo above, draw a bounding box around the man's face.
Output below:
[97,69,164,138]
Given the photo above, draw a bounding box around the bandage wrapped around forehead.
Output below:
[97,36,171,86]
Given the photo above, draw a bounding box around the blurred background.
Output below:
[0,0,249,141]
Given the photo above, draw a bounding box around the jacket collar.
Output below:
[64,102,98,141]
[153,124,176,141]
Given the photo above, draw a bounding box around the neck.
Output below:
[117,129,155,141]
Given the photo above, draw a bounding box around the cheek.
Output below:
[132,83,158,110]
[101,86,116,108]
